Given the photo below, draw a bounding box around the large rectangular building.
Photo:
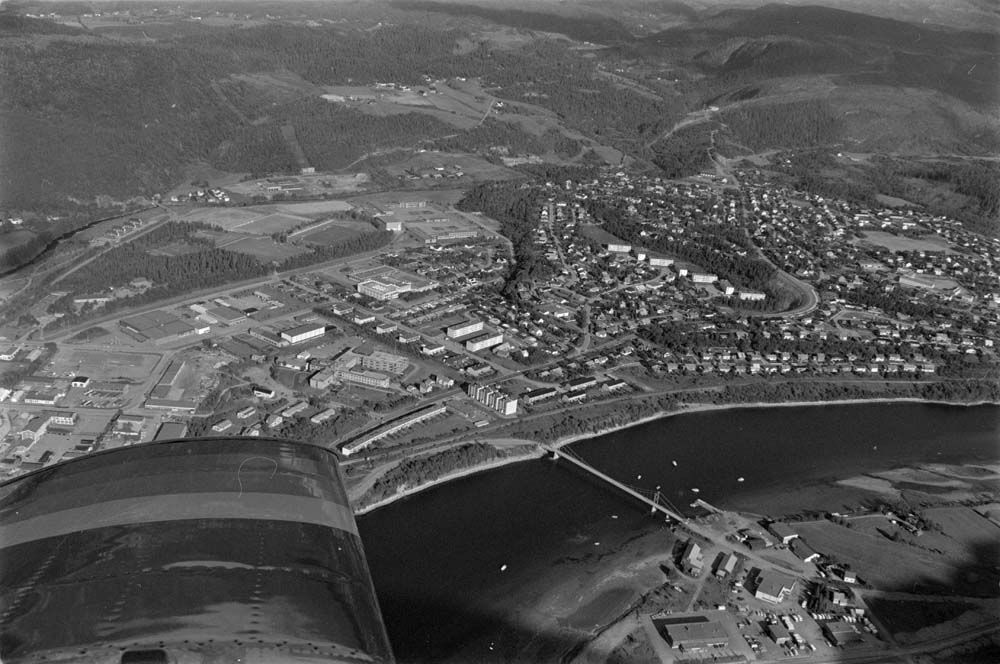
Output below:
[281,323,326,345]
[357,279,411,301]
[465,332,503,353]
[657,616,729,651]
[358,350,408,376]
[447,320,484,339]
[120,310,207,345]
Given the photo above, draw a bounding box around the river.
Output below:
[357,402,1000,661]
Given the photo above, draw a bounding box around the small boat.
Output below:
[737,477,745,483]
[611,514,618,519]
[500,564,508,572]
[672,460,678,467]
[637,474,642,480]
[691,487,700,493]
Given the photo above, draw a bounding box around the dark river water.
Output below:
[357,402,1000,661]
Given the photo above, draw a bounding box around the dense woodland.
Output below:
[457,182,551,298]
[721,100,843,151]
[360,442,520,507]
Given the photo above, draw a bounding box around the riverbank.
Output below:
[549,397,999,450]
[355,397,998,516]
[354,447,544,515]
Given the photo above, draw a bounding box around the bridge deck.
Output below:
[540,445,683,522]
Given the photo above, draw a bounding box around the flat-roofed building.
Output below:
[822,620,862,647]
[355,348,408,375]
[281,323,326,345]
[447,320,484,338]
[357,279,411,301]
[154,421,189,441]
[465,332,503,352]
[46,411,77,427]
[657,616,729,651]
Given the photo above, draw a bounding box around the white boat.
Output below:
[672,460,678,467]
[691,487,700,493]
[737,477,745,482]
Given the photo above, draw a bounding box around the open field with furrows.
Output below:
[236,212,312,234]
[793,520,998,597]
[268,200,354,216]
[179,207,265,230]
[856,231,958,254]
[197,231,310,262]
[147,241,205,257]
[293,222,373,247]
[48,349,161,382]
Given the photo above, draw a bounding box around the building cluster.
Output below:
[465,383,518,416]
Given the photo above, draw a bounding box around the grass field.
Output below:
[866,598,978,635]
[0,230,38,252]
[212,235,310,262]
[793,520,993,596]
[148,241,206,257]
[859,231,957,254]
[237,212,311,234]
[272,200,354,216]
[181,208,265,230]
[295,222,372,247]
[67,326,112,343]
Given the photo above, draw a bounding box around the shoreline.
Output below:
[353,397,998,516]
[353,448,544,516]
[549,396,1000,450]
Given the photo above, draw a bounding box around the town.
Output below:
[1,163,997,487]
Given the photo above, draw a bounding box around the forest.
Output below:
[457,182,551,298]
[721,100,843,151]
[390,1,634,44]
[359,442,520,508]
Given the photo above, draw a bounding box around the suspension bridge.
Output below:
[539,444,686,522]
